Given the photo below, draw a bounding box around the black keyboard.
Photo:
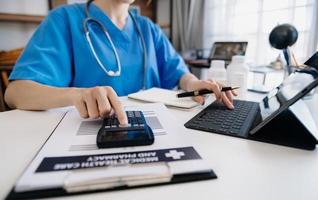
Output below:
[97,111,154,148]
[185,100,260,137]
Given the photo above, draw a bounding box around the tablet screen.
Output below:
[247,68,318,136]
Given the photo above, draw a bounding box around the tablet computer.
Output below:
[250,68,318,135]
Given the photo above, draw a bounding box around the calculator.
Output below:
[96,111,154,148]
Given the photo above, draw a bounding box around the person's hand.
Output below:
[187,79,237,109]
[72,86,128,124]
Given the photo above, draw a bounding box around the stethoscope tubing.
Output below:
[83,1,147,89]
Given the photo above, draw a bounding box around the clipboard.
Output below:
[6,172,215,199]
[6,147,217,200]
[5,104,217,199]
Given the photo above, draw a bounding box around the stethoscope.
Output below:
[83,0,147,89]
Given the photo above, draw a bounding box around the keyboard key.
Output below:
[119,124,130,127]
[134,111,141,117]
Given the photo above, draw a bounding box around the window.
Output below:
[203,0,317,65]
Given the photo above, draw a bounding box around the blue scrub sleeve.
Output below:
[151,24,189,89]
[9,8,73,87]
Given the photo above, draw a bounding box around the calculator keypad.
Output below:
[102,111,146,132]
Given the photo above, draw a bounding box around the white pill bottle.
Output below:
[227,55,249,99]
[208,60,227,85]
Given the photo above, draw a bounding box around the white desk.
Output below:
[1,93,318,200]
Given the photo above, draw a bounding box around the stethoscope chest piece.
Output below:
[107,70,118,76]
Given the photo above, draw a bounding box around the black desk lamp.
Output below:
[269,24,298,74]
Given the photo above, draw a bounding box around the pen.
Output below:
[177,87,240,98]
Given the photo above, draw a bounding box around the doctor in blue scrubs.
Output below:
[5,0,235,124]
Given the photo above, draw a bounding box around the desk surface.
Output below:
[1,93,318,200]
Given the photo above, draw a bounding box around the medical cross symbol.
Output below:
[165,150,185,160]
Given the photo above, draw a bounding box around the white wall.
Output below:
[0,0,48,51]
[0,0,48,15]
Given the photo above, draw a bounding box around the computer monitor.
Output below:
[209,42,248,63]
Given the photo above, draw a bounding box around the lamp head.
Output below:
[269,24,298,50]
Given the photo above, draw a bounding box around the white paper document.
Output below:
[15,103,212,193]
[128,87,199,109]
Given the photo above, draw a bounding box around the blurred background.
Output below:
[0,0,317,64]
[0,0,318,111]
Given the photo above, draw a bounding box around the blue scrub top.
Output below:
[9,3,189,96]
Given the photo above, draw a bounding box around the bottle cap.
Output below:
[210,60,225,69]
[231,55,245,63]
